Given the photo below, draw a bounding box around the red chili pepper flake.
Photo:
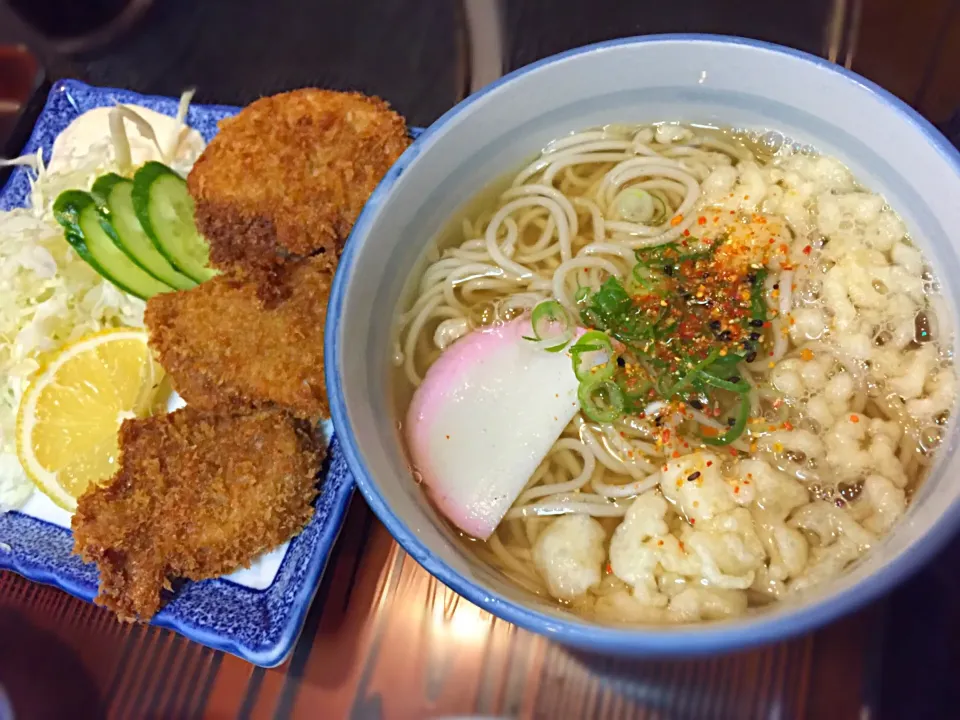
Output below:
[606,563,612,573]
[672,450,681,458]
[850,415,860,423]
[445,435,450,440]
[706,460,713,467]
[698,216,707,226]
[683,229,691,236]
[802,245,812,255]
[657,540,664,547]
[690,518,696,525]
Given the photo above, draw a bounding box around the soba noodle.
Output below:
[395,122,956,624]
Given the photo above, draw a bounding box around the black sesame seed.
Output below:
[749,331,761,341]
[750,319,764,328]
[773,283,780,290]
[616,356,626,368]
[745,351,758,363]
[746,272,757,284]
[718,330,732,341]
[727,375,741,384]
[727,417,736,427]
[689,399,704,410]
[709,320,722,330]
[687,471,701,482]
[662,264,675,277]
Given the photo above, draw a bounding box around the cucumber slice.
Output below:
[53,190,175,300]
[131,162,216,284]
[92,174,196,291]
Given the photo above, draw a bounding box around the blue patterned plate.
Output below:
[0,80,358,667]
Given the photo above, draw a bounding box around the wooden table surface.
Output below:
[0,497,883,720]
[2,1,960,718]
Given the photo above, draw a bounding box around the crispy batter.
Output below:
[188,88,410,282]
[72,406,321,621]
[145,256,331,419]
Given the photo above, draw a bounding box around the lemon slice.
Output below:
[16,328,163,511]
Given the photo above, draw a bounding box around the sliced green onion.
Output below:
[611,187,655,223]
[634,239,720,270]
[570,330,617,381]
[574,286,591,304]
[697,370,751,394]
[700,392,750,446]
[570,330,613,353]
[750,268,769,321]
[702,352,742,378]
[525,300,574,352]
[631,263,659,290]
[618,378,653,412]
[665,347,721,398]
[634,245,669,267]
[578,378,625,423]
[592,277,633,319]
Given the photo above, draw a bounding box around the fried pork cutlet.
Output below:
[145,256,331,419]
[188,88,410,281]
[72,406,321,622]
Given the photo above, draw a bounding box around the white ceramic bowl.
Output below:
[326,34,960,654]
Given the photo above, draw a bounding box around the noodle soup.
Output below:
[394,122,956,624]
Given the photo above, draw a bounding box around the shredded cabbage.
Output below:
[0,94,201,512]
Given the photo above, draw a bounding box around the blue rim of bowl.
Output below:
[327,33,960,653]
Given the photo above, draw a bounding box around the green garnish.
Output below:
[697,369,751,394]
[749,268,769,322]
[700,392,751,446]
[570,330,617,382]
[581,276,664,347]
[578,378,625,423]
[523,300,574,352]
[665,347,721,398]
[561,231,769,447]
